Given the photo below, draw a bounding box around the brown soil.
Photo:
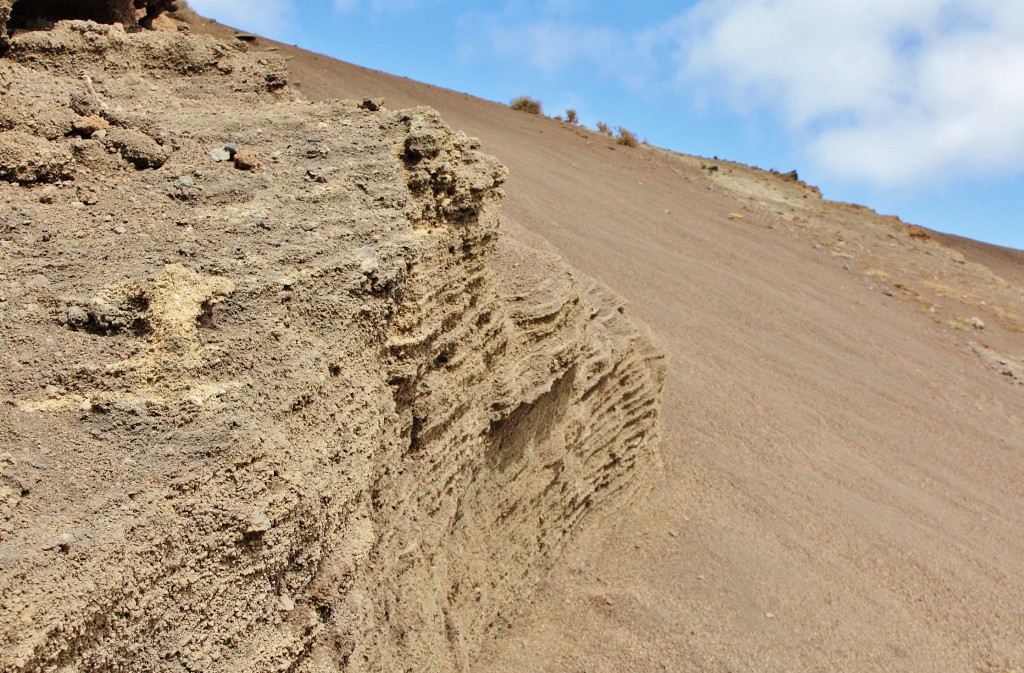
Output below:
[3,8,1024,673]
[0,19,663,672]
[185,16,1024,673]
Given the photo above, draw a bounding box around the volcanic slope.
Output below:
[0,19,666,673]
[179,13,1024,673]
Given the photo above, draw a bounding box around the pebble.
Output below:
[43,532,76,551]
[113,226,127,235]
[233,150,261,171]
[245,513,273,536]
[223,142,239,157]
[72,115,109,137]
[176,175,195,188]
[299,220,318,232]
[25,274,51,289]
[356,246,379,274]
[38,186,59,204]
[967,317,985,330]
[209,148,232,162]
[305,167,330,183]
[67,306,88,326]
[306,135,322,143]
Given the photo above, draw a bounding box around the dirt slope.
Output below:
[180,15,1024,673]
[0,21,665,672]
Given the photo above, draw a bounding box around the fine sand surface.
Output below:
[190,17,1024,672]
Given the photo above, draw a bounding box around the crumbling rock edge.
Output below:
[0,0,177,48]
[0,23,665,672]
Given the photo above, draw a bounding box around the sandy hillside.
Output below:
[0,5,1021,671]
[0,16,665,673]
[181,12,1024,673]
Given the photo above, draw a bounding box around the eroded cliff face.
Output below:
[0,0,176,46]
[0,22,664,672]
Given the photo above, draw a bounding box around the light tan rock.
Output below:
[0,24,663,673]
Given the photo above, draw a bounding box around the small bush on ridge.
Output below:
[615,127,639,147]
[509,96,542,115]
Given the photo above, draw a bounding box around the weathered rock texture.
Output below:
[0,22,664,672]
[1,0,175,45]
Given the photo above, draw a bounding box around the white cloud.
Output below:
[186,0,295,38]
[469,0,1024,189]
[674,0,1024,187]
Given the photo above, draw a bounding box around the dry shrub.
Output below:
[509,96,542,115]
[596,121,612,135]
[565,109,579,125]
[616,127,638,147]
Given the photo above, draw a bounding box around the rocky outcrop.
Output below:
[1,0,175,46]
[0,23,664,672]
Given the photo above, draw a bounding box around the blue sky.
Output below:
[188,0,1024,251]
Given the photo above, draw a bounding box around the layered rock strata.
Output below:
[0,23,664,672]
